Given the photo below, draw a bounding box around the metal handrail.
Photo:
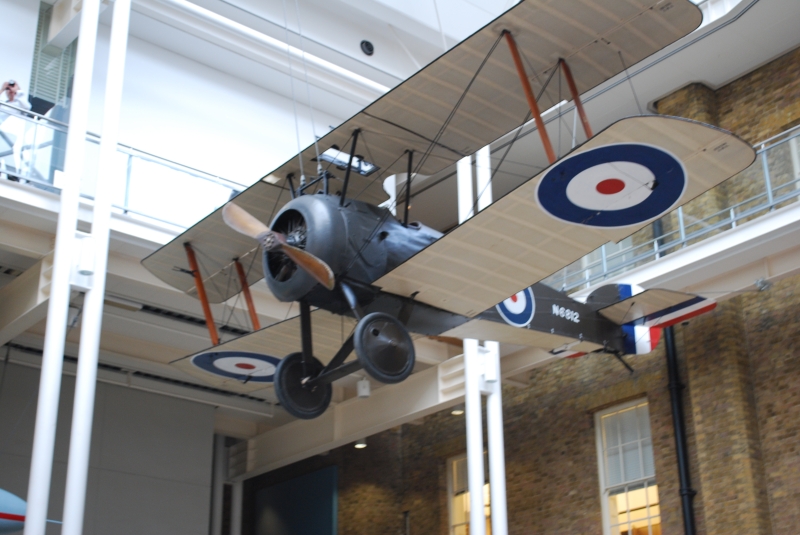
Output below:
[545,127,800,292]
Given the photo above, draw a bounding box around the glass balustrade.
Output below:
[0,102,245,229]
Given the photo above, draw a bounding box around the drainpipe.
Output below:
[664,326,697,535]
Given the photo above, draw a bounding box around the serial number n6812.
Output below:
[552,304,580,323]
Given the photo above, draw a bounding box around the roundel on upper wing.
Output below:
[192,351,280,382]
[537,143,686,228]
[496,287,535,327]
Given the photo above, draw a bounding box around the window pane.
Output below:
[454,458,468,494]
[620,408,639,444]
[642,438,655,477]
[607,447,623,486]
[604,413,621,447]
[622,443,642,481]
[637,405,651,438]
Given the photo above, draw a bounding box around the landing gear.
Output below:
[354,312,415,384]
[273,352,332,419]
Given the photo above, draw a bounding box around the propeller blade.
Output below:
[281,244,336,290]
[222,202,269,239]
[221,202,336,291]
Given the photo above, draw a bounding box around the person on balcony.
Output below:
[1,80,32,181]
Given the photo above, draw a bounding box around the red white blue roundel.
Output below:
[496,287,535,327]
[192,351,280,382]
[537,143,686,227]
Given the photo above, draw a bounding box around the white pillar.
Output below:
[230,480,243,535]
[463,338,486,535]
[457,156,473,223]
[484,341,508,535]
[24,1,101,534]
[61,2,131,534]
[475,146,492,212]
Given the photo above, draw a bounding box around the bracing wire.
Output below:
[281,0,306,181]
[292,0,322,171]
[619,51,644,116]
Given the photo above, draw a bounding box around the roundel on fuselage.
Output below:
[496,287,535,327]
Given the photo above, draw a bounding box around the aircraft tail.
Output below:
[588,283,716,355]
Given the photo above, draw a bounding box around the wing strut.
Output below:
[503,30,556,164]
[234,259,261,331]
[559,58,593,139]
[184,243,220,346]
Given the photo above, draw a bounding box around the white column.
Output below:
[61,1,131,534]
[457,156,473,223]
[24,1,101,534]
[484,341,508,535]
[463,338,486,535]
[230,480,243,535]
[475,146,492,212]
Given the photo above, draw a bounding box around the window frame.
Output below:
[594,398,659,535]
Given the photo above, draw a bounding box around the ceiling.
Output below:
[2,0,800,439]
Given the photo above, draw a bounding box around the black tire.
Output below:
[354,312,415,384]
[274,352,332,419]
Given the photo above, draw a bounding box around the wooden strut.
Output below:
[558,58,593,139]
[503,30,557,165]
[184,243,220,346]
[234,259,261,331]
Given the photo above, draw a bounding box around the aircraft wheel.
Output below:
[354,312,415,384]
[274,352,332,419]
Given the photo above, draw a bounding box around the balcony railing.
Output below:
[0,101,246,229]
[543,125,800,293]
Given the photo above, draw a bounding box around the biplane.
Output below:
[142,0,755,419]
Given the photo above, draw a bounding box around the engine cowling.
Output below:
[264,195,347,302]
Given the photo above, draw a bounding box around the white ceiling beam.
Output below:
[0,254,53,347]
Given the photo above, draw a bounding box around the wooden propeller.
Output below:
[222,202,335,291]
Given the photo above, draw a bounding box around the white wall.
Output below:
[0,353,216,535]
[88,18,342,187]
[0,0,40,92]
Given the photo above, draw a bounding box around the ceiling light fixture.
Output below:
[451,404,465,416]
[355,438,367,449]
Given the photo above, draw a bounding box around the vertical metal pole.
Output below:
[664,327,697,535]
[234,260,261,331]
[61,1,131,534]
[503,31,556,164]
[484,341,508,535]
[403,150,413,226]
[339,129,360,206]
[677,206,686,244]
[760,148,774,207]
[463,338,486,535]
[184,243,220,346]
[24,1,101,534]
[475,146,492,212]
[558,58,593,139]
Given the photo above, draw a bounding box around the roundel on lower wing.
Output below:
[537,143,687,227]
[496,287,535,327]
[192,351,280,382]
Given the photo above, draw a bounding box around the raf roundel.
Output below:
[537,143,687,227]
[192,351,280,382]
[496,287,535,327]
